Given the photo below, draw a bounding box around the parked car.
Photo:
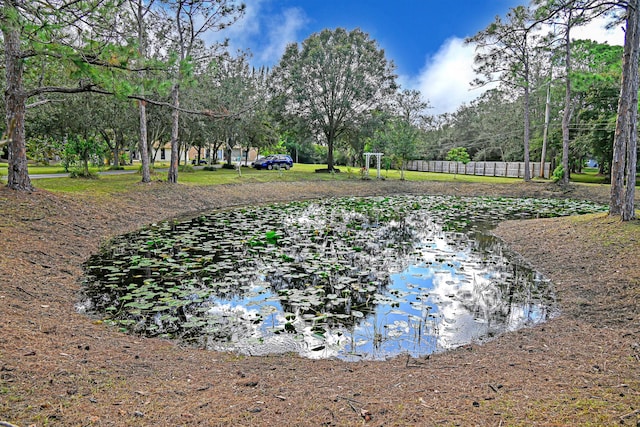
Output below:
[251,154,294,170]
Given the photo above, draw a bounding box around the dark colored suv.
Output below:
[252,154,294,170]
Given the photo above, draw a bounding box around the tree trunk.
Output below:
[82,149,90,177]
[610,0,639,218]
[623,122,637,220]
[3,9,33,192]
[167,83,180,183]
[326,128,335,171]
[100,130,117,167]
[225,135,232,165]
[150,128,163,165]
[138,100,151,182]
[561,15,572,186]
[523,83,531,182]
[113,129,121,168]
[623,0,639,221]
[540,76,551,178]
[135,0,151,183]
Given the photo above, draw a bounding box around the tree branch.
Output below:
[26,99,65,108]
[25,83,257,120]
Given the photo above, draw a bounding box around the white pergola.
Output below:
[363,152,383,179]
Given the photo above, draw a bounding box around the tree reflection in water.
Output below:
[79,196,604,359]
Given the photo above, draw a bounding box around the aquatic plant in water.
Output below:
[79,195,607,360]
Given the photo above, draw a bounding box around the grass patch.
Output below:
[0,162,169,175]
[36,173,147,195]
[31,163,535,194]
[569,212,640,247]
[570,167,609,184]
[1,161,636,186]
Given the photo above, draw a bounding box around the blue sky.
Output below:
[216,0,624,115]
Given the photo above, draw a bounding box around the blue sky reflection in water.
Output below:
[216,221,552,360]
[80,196,605,360]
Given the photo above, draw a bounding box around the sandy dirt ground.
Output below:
[0,179,638,426]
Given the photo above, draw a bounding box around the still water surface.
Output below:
[79,196,604,360]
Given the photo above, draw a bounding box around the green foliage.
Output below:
[446,147,472,179]
[446,147,471,164]
[54,135,107,175]
[265,230,280,245]
[26,137,57,165]
[421,88,523,163]
[7,1,148,97]
[571,41,623,175]
[372,117,422,180]
[271,27,397,170]
[466,5,542,181]
[552,165,564,183]
[69,168,99,179]
[467,6,539,91]
[262,138,289,156]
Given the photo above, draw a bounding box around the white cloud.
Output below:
[258,7,308,64]
[570,17,625,45]
[207,0,265,53]
[404,37,485,116]
[405,16,624,116]
[210,0,307,67]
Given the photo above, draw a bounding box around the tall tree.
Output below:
[393,89,430,126]
[428,89,524,162]
[196,54,268,166]
[610,0,638,220]
[1,0,132,191]
[560,8,574,185]
[535,0,604,184]
[376,117,422,180]
[570,40,622,175]
[129,0,156,183]
[160,0,245,184]
[467,5,545,181]
[271,28,397,171]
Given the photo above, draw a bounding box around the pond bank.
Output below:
[1,179,638,426]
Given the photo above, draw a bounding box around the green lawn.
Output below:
[570,167,609,184]
[2,162,637,187]
[19,163,524,195]
[6,161,634,196]
[0,162,170,175]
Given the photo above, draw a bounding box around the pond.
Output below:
[78,195,607,360]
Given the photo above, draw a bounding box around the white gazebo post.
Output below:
[364,152,371,177]
[363,152,383,179]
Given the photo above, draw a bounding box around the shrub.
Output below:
[69,169,98,179]
[552,165,564,183]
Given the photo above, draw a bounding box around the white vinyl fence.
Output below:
[405,160,551,179]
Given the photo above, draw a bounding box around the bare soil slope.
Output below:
[1,180,638,426]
